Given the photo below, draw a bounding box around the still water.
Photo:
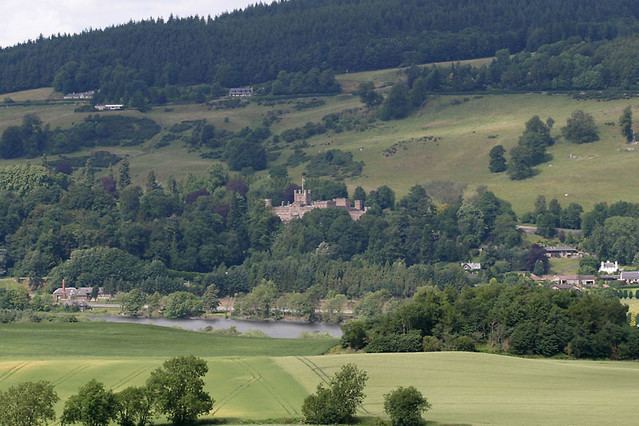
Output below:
[94,315,342,339]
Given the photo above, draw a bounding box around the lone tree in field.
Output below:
[0,381,59,426]
[562,110,599,144]
[384,386,431,426]
[302,363,368,424]
[147,356,213,425]
[488,145,507,173]
[619,106,634,143]
[61,380,118,426]
[115,386,154,426]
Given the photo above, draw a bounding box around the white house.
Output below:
[461,262,481,272]
[599,261,619,274]
[94,104,124,111]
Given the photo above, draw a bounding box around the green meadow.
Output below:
[1,322,639,424]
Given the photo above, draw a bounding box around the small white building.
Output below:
[228,87,254,97]
[599,261,619,274]
[63,90,96,100]
[94,104,124,111]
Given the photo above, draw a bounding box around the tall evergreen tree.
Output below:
[488,145,507,173]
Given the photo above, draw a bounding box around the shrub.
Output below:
[302,363,368,424]
[384,386,431,426]
[422,336,442,352]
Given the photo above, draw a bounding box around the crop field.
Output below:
[2,322,639,424]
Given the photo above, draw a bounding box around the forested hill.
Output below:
[2,0,639,94]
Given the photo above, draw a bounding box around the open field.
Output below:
[549,257,580,275]
[1,323,639,425]
[336,57,494,93]
[1,87,58,101]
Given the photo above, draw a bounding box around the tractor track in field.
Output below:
[111,367,150,391]
[0,362,28,383]
[298,356,331,383]
[212,359,260,414]
[52,363,91,386]
[297,356,370,415]
[238,359,297,416]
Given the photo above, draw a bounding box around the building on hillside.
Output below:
[266,184,366,223]
[228,87,254,97]
[63,90,95,100]
[52,285,111,302]
[532,274,597,288]
[461,262,481,272]
[94,104,124,111]
[544,245,582,258]
[620,271,639,284]
[599,261,619,274]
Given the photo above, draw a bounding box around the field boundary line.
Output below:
[238,359,297,416]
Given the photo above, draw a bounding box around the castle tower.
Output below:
[294,189,312,206]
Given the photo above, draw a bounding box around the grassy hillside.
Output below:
[1,323,639,425]
[294,92,639,214]
[336,57,494,93]
[1,86,639,214]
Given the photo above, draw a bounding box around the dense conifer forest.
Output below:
[2,0,639,95]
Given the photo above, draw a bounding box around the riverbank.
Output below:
[90,315,343,339]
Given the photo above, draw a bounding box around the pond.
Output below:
[93,315,343,339]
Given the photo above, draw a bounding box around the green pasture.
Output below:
[549,257,580,275]
[0,322,336,359]
[1,87,58,101]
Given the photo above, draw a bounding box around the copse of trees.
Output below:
[56,356,213,426]
[521,195,584,237]
[0,381,59,426]
[561,110,599,144]
[0,114,161,160]
[341,282,639,360]
[619,106,634,143]
[507,116,554,180]
[489,145,507,173]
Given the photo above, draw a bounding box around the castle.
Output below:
[265,184,366,222]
